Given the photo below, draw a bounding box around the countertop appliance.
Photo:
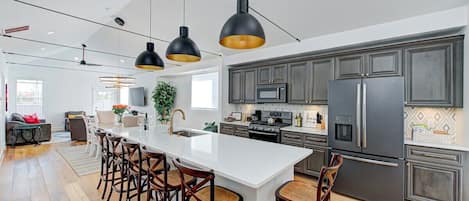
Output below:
[256,83,287,103]
[248,111,292,143]
[328,77,404,201]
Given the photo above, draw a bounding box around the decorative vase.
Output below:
[117,114,123,124]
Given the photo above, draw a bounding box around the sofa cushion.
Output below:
[24,114,40,124]
[11,113,25,122]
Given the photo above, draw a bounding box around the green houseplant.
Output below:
[203,121,218,133]
[152,81,176,123]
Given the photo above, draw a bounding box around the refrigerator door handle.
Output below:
[362,83,367,148]
[356,83,361,148]
[340,154,399,167]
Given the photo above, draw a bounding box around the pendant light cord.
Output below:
[249,7,301,42]
[183,0,186,26]
[149,0,152,42]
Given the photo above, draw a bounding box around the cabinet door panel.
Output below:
[311,58,334,104]
[244,69,257,103]
[335,54,364,79]
[405,43,452,106]
[304,145,328,177]
[229,70,243,103]
[272,64,288,83]
[257,67,271,84]
[407,161,461,201]
[366,49,402,77]
[288,62,310,104]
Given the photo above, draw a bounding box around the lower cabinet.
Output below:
[219,123,249,138]
[281,131,329,177]
[405,145,464,201]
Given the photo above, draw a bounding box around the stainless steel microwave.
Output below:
[256,83,287,103]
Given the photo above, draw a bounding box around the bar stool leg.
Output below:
[102,158,110,199]
[119,161,125,201]
[107,159,117,201]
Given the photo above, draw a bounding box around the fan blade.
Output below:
[85,63,103,66]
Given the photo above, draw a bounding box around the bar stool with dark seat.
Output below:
[275,154,344,201]
[172,158,243,201]
[143,147,196,201]
[96,130,109,194]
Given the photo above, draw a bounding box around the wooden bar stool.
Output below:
[105,134,126,201]
[96,130,109,192]
[172,158,243,201]
[143,147,196,201]
[275,154,344,201]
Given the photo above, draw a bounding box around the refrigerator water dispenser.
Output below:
[334,115,353,141]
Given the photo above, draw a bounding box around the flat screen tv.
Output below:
[129,87,145,106]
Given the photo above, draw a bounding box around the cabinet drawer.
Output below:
[406,145,464,166]
[304,135,327,146]
[220,123,235,130]
[281,131,304,145]
[220,129,234,135]
[235,126,249,138]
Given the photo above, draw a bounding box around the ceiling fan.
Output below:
[79,44,102,66]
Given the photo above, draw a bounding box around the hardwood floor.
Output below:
[0,142,358,201]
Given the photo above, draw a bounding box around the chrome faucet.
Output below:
[169,108,185,135]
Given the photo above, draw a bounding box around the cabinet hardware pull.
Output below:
[411,150,457,160]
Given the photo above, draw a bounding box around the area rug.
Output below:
[43,131,72,144]
[56,145,100,176]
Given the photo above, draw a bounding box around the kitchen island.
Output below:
[99,124,312,201]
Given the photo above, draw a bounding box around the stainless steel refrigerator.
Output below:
[328,77,405,201]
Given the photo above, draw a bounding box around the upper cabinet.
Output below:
[257,64,288,84]
[288,58,334,104]
[229,68,257,104]
[335,54,365,79]
[404,38,463,107]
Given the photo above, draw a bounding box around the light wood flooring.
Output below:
[0,142,358,201]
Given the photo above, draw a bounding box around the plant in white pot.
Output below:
[152,81,176,124]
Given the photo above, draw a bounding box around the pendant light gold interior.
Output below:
[219,35,265,49]
[166,54,201,62]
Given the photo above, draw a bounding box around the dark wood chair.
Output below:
[172,159,243,201]
[105,134,126,201]
[275,154,344,201]
[96,130,109,192]
[143,147,195,201]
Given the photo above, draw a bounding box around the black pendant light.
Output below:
[219,0,265,49]
[166,0,201,62]
[135,0,164,70]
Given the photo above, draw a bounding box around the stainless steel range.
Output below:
[248,111,292,143]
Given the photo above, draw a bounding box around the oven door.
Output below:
[256,84,287,103]
[248,130,280,143]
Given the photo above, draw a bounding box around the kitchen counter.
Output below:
[220,121,250,127]
[281,126,327,136]
[99,124,311,201]
[405,140,469,152]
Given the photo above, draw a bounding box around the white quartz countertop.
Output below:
[99,124,312,189]
[220,121,250,127]
[281,126,328,136]
[405,140,469,152]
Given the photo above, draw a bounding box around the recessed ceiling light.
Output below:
[74,57,79,61]
[120,59,125,63]
[47,31,55,35]
[41,48,46,51]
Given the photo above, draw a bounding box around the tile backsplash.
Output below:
[404,107,459,143]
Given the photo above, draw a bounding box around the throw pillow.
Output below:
[11,113,25,122]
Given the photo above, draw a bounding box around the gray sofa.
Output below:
[5,113,51,145]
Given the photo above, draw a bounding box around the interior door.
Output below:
[362,77,404,158]
[328,79,362,153]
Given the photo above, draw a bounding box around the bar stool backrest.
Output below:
[141,146,169,191]
[105,134,122,156]
[173,158,215,201]
[316,154,344,201]
[121,138,142,173]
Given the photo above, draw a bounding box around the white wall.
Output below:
[7,65,108,131]
[130,72,159,119]
[0,53,7,163]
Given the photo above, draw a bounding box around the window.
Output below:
[120,87,129,105]
[191,72,218,109]
[16,80,43,117]
[93,89,118,112]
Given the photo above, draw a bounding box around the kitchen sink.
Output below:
[173,130,208,137]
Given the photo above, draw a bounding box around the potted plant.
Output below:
[152,81,176,124]
[203,121,218,133]
[112,104,128,123]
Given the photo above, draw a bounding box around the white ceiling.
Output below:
[1,0,469,75]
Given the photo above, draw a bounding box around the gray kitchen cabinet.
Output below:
[335,53,365,79]
[366,49,402,77]
[281,130,329,177]
[243,69,257,103]
[229,68,257,104]
[310,58,334,104]
[404,39,463,107]
[406,145,464,201]
[257,64,288,84]
[219,123,249,138]
[288,62,310,104]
